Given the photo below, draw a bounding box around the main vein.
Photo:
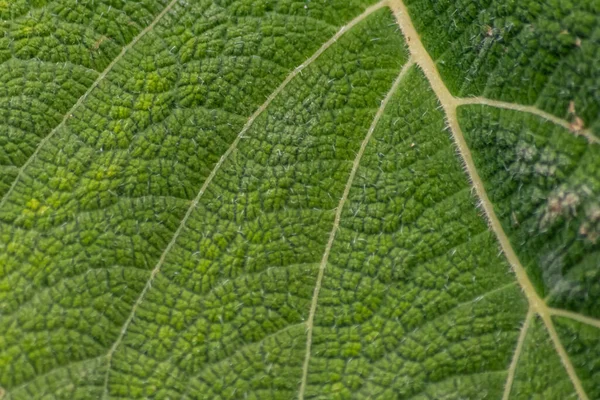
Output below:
[297,58,415,400]
[0,0,181,211]
[388,1,590,399]
[99,1,388,396]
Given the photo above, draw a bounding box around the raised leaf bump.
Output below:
[0,0,598,399]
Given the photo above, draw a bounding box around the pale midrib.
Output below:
[99,1,388,397]
[502,309,533,400]
[297,58,414,400]
[389,1,590,399]
[457,97,600,145]
[0,0,181,211]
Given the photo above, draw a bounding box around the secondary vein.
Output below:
[99,1,389,396]
[0,0,181,211]
[457,97,600,145]
[502,309,533,400]
[540,311,590,400]
[297,58,415,400]
[549,308,600,330]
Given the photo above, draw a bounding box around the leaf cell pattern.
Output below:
[0,0,171,196]
[0,0,598,399]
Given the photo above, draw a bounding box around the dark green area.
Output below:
[460,105,600,318]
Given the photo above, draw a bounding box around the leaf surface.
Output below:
[0,0,598,399]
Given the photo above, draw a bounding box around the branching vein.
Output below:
[457,97,599,145]
[540,311,590,400]
[549,308,600,329]
[502,309,533,400]
[298,57,415,400]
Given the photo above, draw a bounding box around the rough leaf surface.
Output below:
[0,0,598,399]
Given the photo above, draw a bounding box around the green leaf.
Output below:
[0,0,598,399]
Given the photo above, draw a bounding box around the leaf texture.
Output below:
[0,0,598,399]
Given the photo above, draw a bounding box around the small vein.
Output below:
[406,371,508,400]
[185,323,304,391]
[457,97,600,145]
[0,0,181,211]
[539,311,589,400]
[388,1,590,399]
[502,308,533,400]
[3,355,106,399]
[549,308,600,330]
[297,57,415,400]
[99,1,389,397]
